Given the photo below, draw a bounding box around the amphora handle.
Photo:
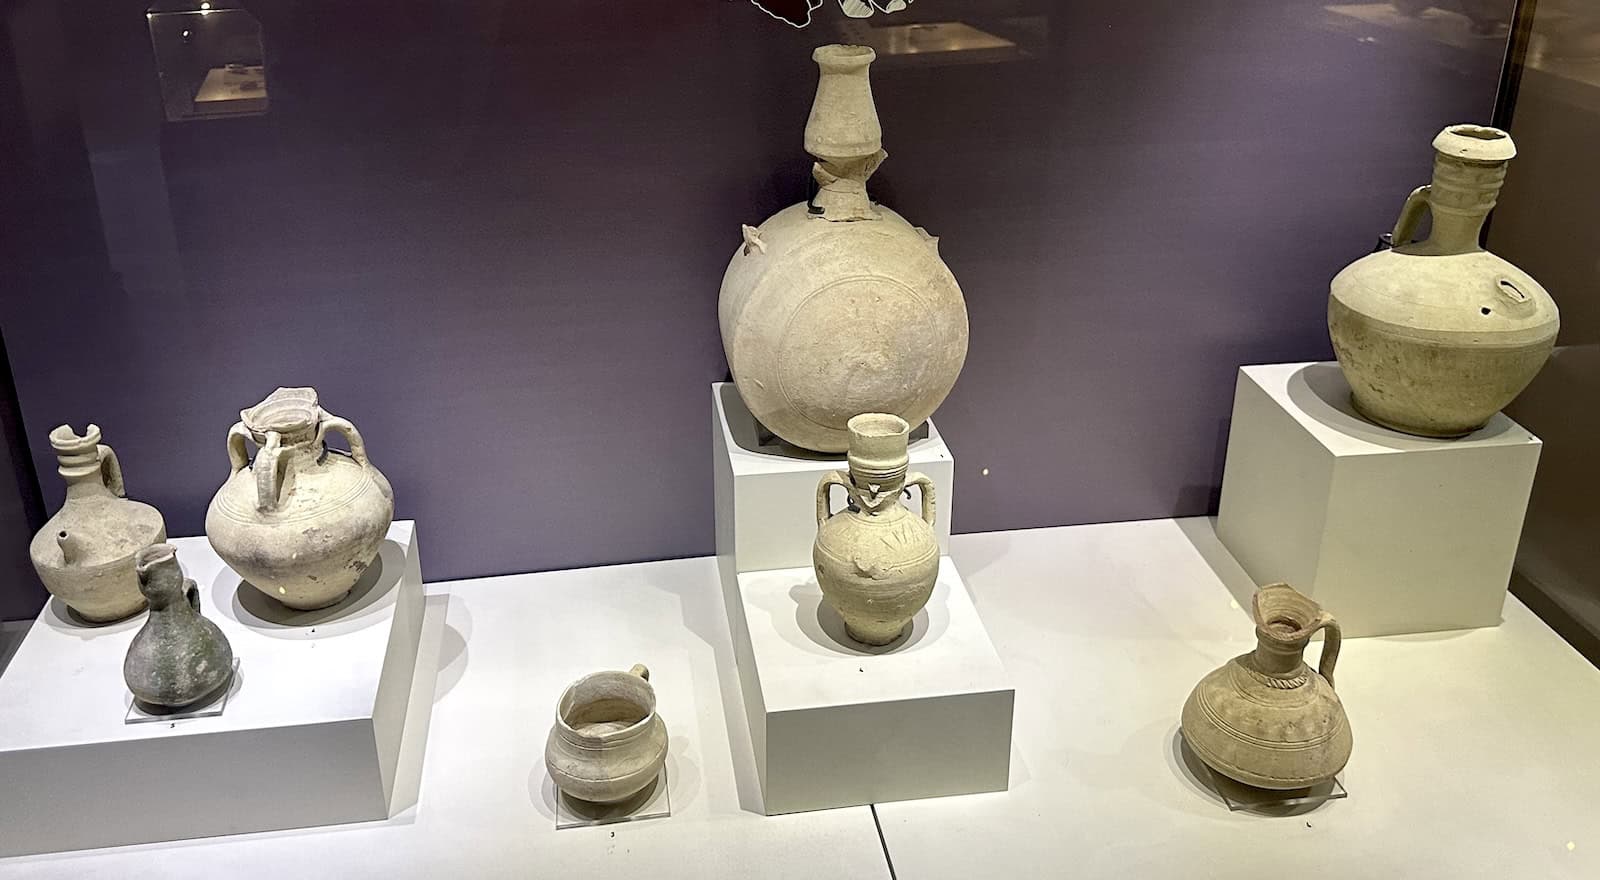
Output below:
[253,431,287,513]
[816,471,849,527]
[316,412,372,467]
[1389,185,1432,248]
[906,472,937,528]
[97,444,125,497]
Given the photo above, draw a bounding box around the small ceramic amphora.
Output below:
[1181,584,1352,790]
[124,544,234,712]
[29,425,166,623]
[545,664,669,804]
[813,413,939,646]
[206,387,394,610]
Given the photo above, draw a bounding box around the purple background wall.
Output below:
[1,1,1511,599]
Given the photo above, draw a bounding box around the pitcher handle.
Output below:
[906,472,937,528]
[1313,615,1342,690]
[316,413,371,466]
[1389,185,1432,248]
[97,444,125,498]
[816,471,849,527]
[226,421,253,473]
[628,663,649,681]
[254,430,286,513]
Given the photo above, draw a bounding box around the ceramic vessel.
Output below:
[813,413,938,645]
[1181,584,1352,790]
[545,664,669,804]
[719,44,968,452]
[124,544,234,712]
[1329,124,1559,437]
[29,425,166,623]
[206,387,394,610]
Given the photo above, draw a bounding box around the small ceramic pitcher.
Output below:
[124,544,234,712]
[545,664,669,804]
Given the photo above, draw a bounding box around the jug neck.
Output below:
[1422,153,1505,255]
[1252,631,1310,680]
[847,467,906,514]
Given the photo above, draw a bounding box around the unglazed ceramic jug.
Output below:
[1330,124,1559,437]
[719,45,968,452]
[206,387,394,610]
[29,425,166,622]
[545,664,669,804]
[1181,584,1352,790]
[813,413,939,645]
[124,544,234,712]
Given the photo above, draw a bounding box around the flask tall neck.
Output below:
[1422,154,1505,255]
[1252,634,1309,678]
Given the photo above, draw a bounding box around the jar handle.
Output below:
[226,421,253,473]
[97,444,125,498]
[906,472,937,528]
[1313,614,1342,690]
[1389,185,1432,248]
[816,471,849,527]
[254,430,286,513]
[629,663,649,681]
[316,412,371,466]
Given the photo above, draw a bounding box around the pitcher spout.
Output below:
[57,530,83,566]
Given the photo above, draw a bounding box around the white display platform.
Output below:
[0,521,425,857]
[712,382,954,573]
[1216,362,1542,637]
[718,559,1013,814]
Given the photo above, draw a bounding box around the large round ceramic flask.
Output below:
[814,413,939,646]
[29,425,166,623]
[719,45,969,453]
[545,664,669,804]
[1181,584,1352,790]
[1329,124,1559,437]
[205,387,394,610]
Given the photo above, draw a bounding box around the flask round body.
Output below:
[544,664,669,804]
[813,414,940,646]
[1181,584,1352,790]
[1329,124,1559,437]
[205,388,394,611]
[29,425,166,623]
[123,544,234,711]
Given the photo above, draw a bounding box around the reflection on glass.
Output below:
[146,2,267,122]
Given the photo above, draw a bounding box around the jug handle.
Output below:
[316,413,371,466]
[816,471,849,527]
[186,582,201,614]
[628,663,649,681]
[1389,185,1431,248]
[906,472,937,528]
[97,444,125,498]
[254,430,286,513]
[1313,614,1342,690]
[226,421,253,473]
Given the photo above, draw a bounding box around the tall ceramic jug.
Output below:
[124,544,234,712]
[813,413,939,645]
[719,45,968,452]
[1330,124,1559,437]
[1181,584,1352,790]
[29,425,166,622]
[206,387,394,610]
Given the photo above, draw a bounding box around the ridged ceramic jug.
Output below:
[206,387,394,610]
[545,664,669,804]
[124,544,234,712]
[813,413,939,645]
[1181,584,1352,790]
[718,45,968,452]
[29,425,166,622]
[1330,124,1559,437]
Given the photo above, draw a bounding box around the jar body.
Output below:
[814,499,939,645]
[544,715,669,804]
[31,493,166,623]
[1181,653,1352,790]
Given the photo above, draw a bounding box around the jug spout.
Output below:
[57,530,83,566]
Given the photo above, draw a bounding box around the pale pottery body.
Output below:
[545,664,669,804]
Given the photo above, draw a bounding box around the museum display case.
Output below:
[0,1,1596,877]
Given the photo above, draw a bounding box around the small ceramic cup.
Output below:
[544,663,668,804]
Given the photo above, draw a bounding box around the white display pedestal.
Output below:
[1216,363,1542,637]
[718,560,1013,814]
[712,383,954,573]
[0,521,426,857]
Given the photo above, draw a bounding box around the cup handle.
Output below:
[1313,615,1342,690]
[1389,184,1432,248]
[254,431,286,513]
[226,421,253,473]
[629,663,650,681]
[316,413,371,466]
[816,471,849,527]
[97,444,125,498]
[906,472,937,528]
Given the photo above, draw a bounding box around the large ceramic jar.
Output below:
[1181,584,1352,790]
[719,44,968,453]
[1329,124,1559,437]
[545,664,669,804]
[124,544,234,712]
[29,424,166,623]
[206,387,394,610]
[813,413,939,646]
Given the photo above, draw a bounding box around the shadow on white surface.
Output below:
[0,620,28,675]
[432,615,470,704]
[388,592,449,819]
[124,657,243,721]
[1173,516,1259,619]
[220,539,406,638]
[1167,727,1338,818]
[1286,362,1518,449]
[770,578,950,657]
[42,596,145,639]
[532,759,684,828]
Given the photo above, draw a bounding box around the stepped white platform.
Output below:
[2,520,1597,878]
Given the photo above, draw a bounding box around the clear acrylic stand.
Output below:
[125,659,240,724]
[555,768,671,830]
[1204,763,1347,812]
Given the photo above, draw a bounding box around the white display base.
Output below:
[718,559,1013,814]
[712,382,955,574]
[1216,363,1542,637]
[0,521,426,857]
